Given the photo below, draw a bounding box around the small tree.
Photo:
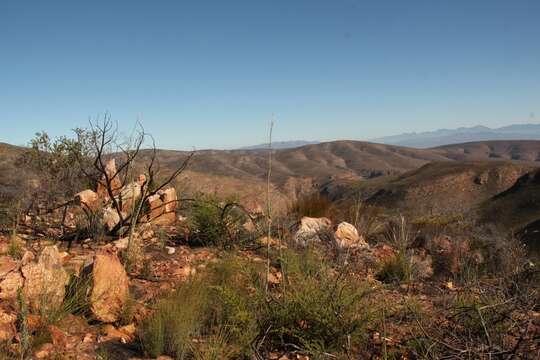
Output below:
[16,114,193,241]
[73,115,193,236]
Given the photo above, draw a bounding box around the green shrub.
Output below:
[140,247,372,359]
[7,239,23,260]
[187,195,250,248]
[260,248,371,357]
[376,250,414,283]
[376,216,417,283]
[141,280,209,358]
[140,255,259,359]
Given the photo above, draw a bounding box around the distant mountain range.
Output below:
[240,123,540,150]
[371,123,540,148]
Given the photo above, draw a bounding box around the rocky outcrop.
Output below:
[115,176,145,213]
[88,251,129,323]
[160,188,177,213]
[334,222,369,249]
[293,217,332,245]
[74,190,100,212]
[145,194,164,221]
[76,167,178,231]
[0,271,24,300]
[0,256,19,278]
[22,246,69,312]
[0,308,17,341]
[96,159,123,201]
[144,187,178,225]
[102,206,122,232]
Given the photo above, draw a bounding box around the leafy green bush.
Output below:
[187,195,251,248]
[140,247,372,359]
[259,248,371,357]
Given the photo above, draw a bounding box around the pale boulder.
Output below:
[145,194,164,221]
[334,222,369,249]
[159,187,177,213]
[115,180,143,213]
[294,217,332,245]
[113,237,129,250]
[151,212,176,225]
[97,159,123,201]
[0,309,17,341]
[22,246,69,312]
[0,271,24,300]
[75,189,100,212]
[89,251,129,323]
[102,207,122,232]
[0,256,19,278]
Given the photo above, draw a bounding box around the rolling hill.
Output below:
[363,161,536,215]
[2,139,540,214]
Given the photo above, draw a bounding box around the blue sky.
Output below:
[1,0,539,149]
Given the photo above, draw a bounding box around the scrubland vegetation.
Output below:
[0,122,538,359]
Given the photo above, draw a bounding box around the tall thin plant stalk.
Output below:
[265,114,275,294]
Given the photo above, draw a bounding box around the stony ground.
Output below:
[0,219,539,359]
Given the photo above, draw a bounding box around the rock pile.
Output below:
[73,159,178,231]
[0,243,131,347]
[293,217,369,249]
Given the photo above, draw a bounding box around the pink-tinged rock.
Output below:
[0,256,19,278]
[102,206,122,232]
[293,217,332,245]
[334,222,369,249]
[75,189,100,212]
[0,271,24,300]
[158,187,177,213]
[21,246,69,312]
[0,309,16,341]
[97,159,123,201]
[145,194,165,221]
[89,251,129,323]
[21,251,35,265]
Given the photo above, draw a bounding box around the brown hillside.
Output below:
[3,140,540,212]
[364,161,537,215]
[433,140,540,162]
[479,168,540,236]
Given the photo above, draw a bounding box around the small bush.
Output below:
[376,251,414,283]
[259,248,372,357]
[376,215,418,283]
[187,195,250,248]
[140,255,259,359]
[140,247,372,359]
[58,273,93,319]
[7,238,23,260]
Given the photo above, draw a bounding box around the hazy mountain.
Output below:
[371,123,540,148]
[239,140,319,150]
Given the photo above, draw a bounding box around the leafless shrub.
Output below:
[288,192,335,221]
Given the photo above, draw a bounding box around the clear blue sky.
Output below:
[1,0,539,149]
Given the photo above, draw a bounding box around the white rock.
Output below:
[22,246,69,312]
[334,222,369,249]
[293,217,332,245]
